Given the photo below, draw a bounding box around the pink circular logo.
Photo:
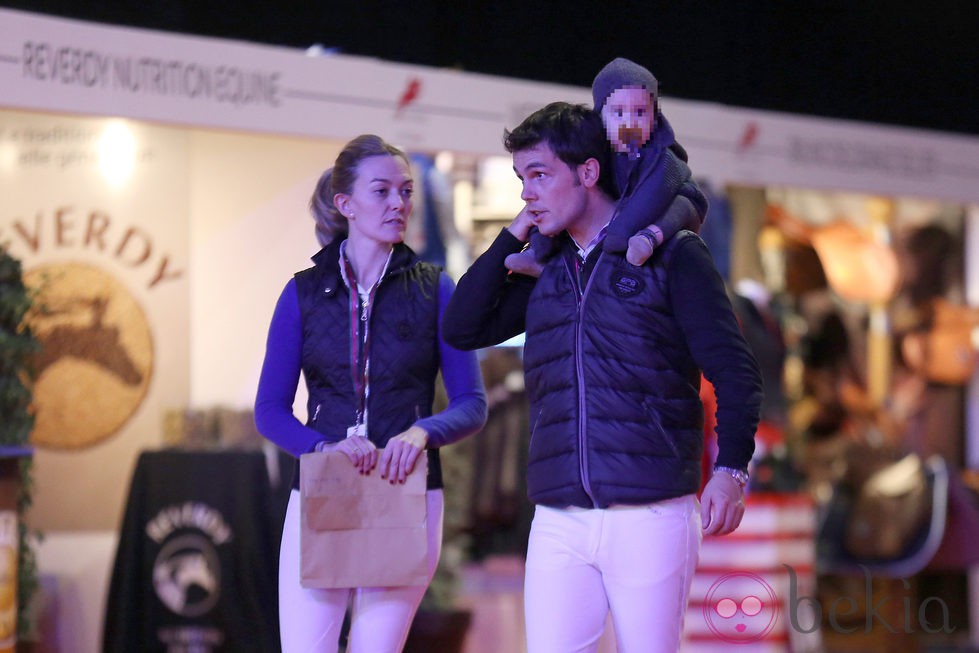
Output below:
[702,572,779,643]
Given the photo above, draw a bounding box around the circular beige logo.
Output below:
[25,262,153,449]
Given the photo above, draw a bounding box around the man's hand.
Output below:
[378,425,428,484]
[701,471,746,535]
[506,206,536,242]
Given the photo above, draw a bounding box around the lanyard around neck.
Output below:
[341,253,382,430]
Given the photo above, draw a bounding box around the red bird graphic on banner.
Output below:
[397,77,422,113]
[737,121,759,152]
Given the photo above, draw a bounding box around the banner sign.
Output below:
[3,8,979,203]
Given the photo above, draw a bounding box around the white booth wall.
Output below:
[4,7,979,651]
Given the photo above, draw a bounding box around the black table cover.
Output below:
[103,448,288,652]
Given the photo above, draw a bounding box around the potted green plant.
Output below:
[0,246,40,648]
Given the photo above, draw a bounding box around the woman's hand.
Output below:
[378,425,429,484]
[321,436,378,475]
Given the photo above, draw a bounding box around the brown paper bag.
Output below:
[299,449,428,588]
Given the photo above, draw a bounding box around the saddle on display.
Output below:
[816,444,949,578]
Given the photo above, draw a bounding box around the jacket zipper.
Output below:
[565,253,598,507]
[356,275,383,431]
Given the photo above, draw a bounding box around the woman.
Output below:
[255,134,487,652]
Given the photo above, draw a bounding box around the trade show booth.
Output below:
[3,7,979,652]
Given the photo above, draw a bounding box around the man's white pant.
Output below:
[524,494,701,653]
[278,488,443,653]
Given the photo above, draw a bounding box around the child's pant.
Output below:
[278,488,443,653]
[524,494,701,653]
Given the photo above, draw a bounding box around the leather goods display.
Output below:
[817,443,949,578]
[901,298,979,385]
[765,204,900,304]
[843,452,930,559]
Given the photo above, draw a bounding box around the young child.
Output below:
[506,57,708,275]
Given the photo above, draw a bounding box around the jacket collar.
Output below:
[310,238,420,298]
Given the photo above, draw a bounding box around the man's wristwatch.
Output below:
[714,466,749,489]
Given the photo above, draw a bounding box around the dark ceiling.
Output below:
[4,1,978,137]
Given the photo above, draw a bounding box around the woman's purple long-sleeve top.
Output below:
[254,272,487,459]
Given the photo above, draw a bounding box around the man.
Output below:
[442,102,762,652]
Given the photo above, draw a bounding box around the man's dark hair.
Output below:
[503,102,618,199]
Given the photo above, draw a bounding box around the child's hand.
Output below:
[506,207,536,242]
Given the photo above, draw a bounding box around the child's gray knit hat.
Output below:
[592,57,658,111]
